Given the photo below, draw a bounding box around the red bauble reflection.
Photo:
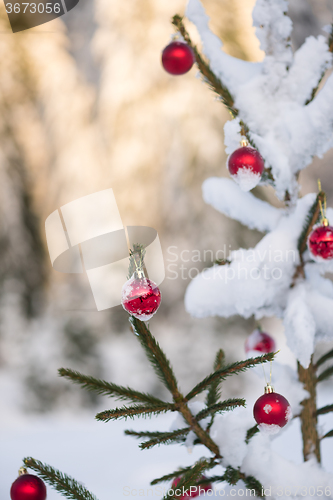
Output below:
[121,276,161,321]
[253,391,292,432]
[245,329,276,354]
[172,476,213,498]
[162,41,195,75]
[227,146,265,191]
[308,224,333,260]
[10,474,47,500]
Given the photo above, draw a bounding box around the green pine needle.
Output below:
[317,404,333,416]
[129,317,181,399]
[150,465,195,486]
[206,350,225,408]
[162,459,215,500]
[317,366,333,383]
[245,425,259,443]
[186,352,275,401]
[139,427,190,450]
[96,403,174,422]
[315,348,333,369]
[222,466,264,498]
[297,192,324,255]
[23,458,98,500]
[196,399,246,422]
[58,368,165,406]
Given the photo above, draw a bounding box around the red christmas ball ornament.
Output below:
[172,476,213,498]
[308,222,333,261]
[162,41,195,75]
[122,275,161,321]
[245,328,276,354]
[227,144,265,191]
[10,470,47,500]
[253,385,292,434]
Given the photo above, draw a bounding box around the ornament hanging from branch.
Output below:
[10,468,47,500]
[308,181,333,261]
[121,244,162,321]
[227,139,265,192]
[162,41,195,75]
[245,327,276,355]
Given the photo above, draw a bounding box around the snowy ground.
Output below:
[1,405,333,499]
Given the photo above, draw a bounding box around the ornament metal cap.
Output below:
[240,137,249,147]
[264,383,274,394]
[18,467,28,476]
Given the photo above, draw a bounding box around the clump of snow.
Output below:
[211,407,251,468]
[258,423,282,435]
[202,177,282,232]
[230,168,262,192]
[283,283,316,368]
[185,195,312,320]
[242,433,333,498]
[285,405,292,422]
[252,0,292,64]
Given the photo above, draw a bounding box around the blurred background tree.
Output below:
[0,0,332,414]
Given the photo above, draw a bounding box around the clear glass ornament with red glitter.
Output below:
[10,468,47,500]
[227,138,265,191]
[162,39,195,75]
[308,182,333,261]
[121,244,161,321]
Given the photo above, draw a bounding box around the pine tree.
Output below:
[14,1,333,499]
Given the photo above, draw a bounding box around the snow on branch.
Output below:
[185,0,333,201]
[186,0,262,91]
[203,177,282,232]
[252,0,292,64]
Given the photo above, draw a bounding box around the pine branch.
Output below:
[305,25,333,105]
[130,318,220,456]
[297,192,324,255]
[95,404,174,422]
[23,458,98,500]
[129,317,182,400]
[163,459,215,500]
[186,353,275,401]
[322,430,333,439]
[151,465,195,486]
[206,350,225,407]
[243,475,264,498]
[315,348,333,369]
[171,15,237,117]
[245,425,259,443]
[222,466,264,498]
[139,427,190,450]
[196,399,246,422]
[317,404,333,416]
[58,368,165,406]
[305,72,326,105]
[317,366,333,383]
[125,429,176,439]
